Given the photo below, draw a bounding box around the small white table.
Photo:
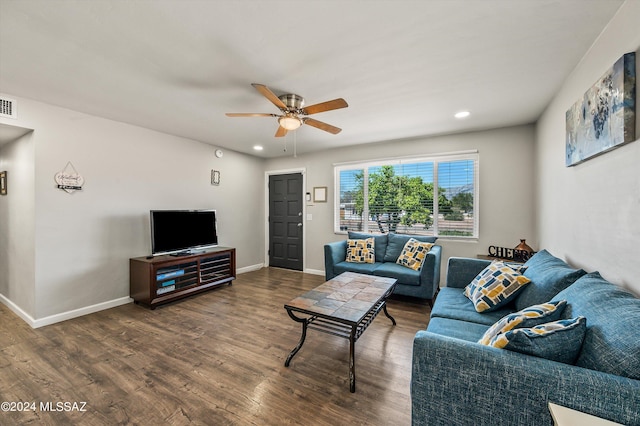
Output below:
[548,403,623,426]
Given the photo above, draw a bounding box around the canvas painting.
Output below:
[566,52,636,167]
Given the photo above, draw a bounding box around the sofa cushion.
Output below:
[396,238,434,270]
[384,233,437,262]
[333,261,379,276]
[430,287,513,326]
[345,238,375,263]
[478,300,567,345]
[372,262,421,286]
[348,232,388,263]
[426,316,489,342]
[514,249,586,311]
[464,261,531,312]
[552,272,640,380]
[483,317,587,365]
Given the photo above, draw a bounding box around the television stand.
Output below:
[130,247,236,309]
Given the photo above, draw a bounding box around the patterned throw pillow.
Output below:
[396,238,434,270]
[464,261,531,313]
[478,300,567,345]
[345,238,375,263]
[484,317,587,364]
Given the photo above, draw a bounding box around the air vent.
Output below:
[0,97,17,119]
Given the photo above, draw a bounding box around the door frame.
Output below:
[264,168,307,270]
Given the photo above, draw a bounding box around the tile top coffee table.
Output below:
[284,271,397,392]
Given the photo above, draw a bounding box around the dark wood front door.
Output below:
[269,173,303,271]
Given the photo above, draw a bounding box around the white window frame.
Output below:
[334,150,479,239]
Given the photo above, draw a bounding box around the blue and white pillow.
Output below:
[464,261,531,312]
[484,316,587,364]
[478,300,567,345]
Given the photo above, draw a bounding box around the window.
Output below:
[334,151,478,238]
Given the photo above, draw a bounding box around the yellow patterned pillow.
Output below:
[484,317,587,364]
[396,238,434,270]
[478,300,567,345]
[464,261,531,312]
[346,238,375,263]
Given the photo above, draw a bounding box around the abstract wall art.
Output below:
[566,52,636,167]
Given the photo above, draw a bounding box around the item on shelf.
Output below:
[487,242,536,262]
[156,269,184,281]
[159,279,175,287]
[514,239,535,262]
[157,285,175,295]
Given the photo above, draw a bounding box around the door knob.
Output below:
[297,223,303,227]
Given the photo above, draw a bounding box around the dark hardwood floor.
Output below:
[0,267,431,425]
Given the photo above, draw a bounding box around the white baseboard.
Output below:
[237,264,324,276]
[1,293,133,329]
[237,263,265,274]
[0,293,36,327]
[304,268,325,276]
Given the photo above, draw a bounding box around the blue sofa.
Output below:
[324,232,441,302]
[412,250,640,426]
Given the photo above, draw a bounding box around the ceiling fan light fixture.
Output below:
[278,115,302,130]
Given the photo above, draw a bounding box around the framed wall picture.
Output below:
[313,186,327,203]
[0,171,6,195]
[211,170,221,185]
[566,52,636,166]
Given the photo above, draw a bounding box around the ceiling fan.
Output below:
[226,83,348,137]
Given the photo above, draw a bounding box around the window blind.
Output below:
[334,152,478,238]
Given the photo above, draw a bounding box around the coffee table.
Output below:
[284,271,397,392]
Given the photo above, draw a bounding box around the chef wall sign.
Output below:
[55,162,84,193]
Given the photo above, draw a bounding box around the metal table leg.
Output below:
[383,302,396,325]
[349,327,356,392]
[285,309,309,367]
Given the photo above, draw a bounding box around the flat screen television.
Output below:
[150,210,218,256]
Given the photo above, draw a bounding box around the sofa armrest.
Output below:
[419,245,442,299]
[445,257,491,288]
[412,331,640,426]
[324,240,347,280]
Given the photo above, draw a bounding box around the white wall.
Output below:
[0,131,36,318]
[535,0,640,294]
[265,124,536,279]
[0,95,266,325]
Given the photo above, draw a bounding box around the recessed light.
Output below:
[454,111,470,119]
[253,145,263,151]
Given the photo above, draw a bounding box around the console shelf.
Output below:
[130,247,236,309]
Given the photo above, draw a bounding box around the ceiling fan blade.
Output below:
[304,118,342,134]
[302,98,348,115]
[225,113,277,117]
[275,126,288,137]
[251,83,288,110]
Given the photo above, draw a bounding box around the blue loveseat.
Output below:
[411,250,640,426]
[324,232,442,302]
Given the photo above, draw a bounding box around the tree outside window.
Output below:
[336,155,477,238]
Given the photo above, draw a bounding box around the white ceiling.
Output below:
[0,0,624,157]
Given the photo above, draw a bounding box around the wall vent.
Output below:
[0,97,17,119]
